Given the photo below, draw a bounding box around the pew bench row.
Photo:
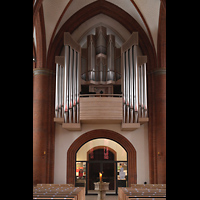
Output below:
[131,184,166,189]
[33,184,85,200]
[118,187,166,200]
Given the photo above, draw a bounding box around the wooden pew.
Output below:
[36,184,74,187]
[128,198,166,200]
[131,184,166,189]
[33,185,85,200]
[118,187,166,200]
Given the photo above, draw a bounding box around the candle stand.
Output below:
[94,181,110,200]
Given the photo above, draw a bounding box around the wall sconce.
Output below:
[158,152,162,156]
[33,55,36,62]
[44,151,46,155]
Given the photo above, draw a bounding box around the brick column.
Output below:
[154,71,166,184]
[33,68,54,186]
[148,69,166,184]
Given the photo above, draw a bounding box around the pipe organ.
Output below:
[54,26,148,131]
[121,33,148,125]
[81,26,120,83]
[55,33,81,126]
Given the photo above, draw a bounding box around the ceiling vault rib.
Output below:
[129,0,155,52]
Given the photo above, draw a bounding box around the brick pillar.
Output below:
[148,69,166,184]
[155,0,166,184]
[155,74,166,184]
[154,71,166,184]
[33,68,54,186]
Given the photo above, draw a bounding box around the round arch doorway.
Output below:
[67,129,137,194]
[76,139,128,194]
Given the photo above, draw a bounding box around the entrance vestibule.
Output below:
[75,138,128,194]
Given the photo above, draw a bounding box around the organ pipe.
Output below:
[55,63,59,118]
[107,35,115,81]
[121,31,148,123]
[77,52,80,123]
[133,46,138,112]
[140,64,144,108]
[125,50,129,123]
[129,47,134,123]
[68,48,73,123]
[96,26,107,55]
[133,46,138,122]
[73,51,77,123]
[143,63,148,117]
[59,64,62,118]
[123,52,126,123]
[64,46,69,123]
[61,66,64,117]
[87,35,96,81]
[55,33,80,124]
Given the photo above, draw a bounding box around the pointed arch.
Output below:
[47,0,157,72]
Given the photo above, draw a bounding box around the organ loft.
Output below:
[54,26,149,131]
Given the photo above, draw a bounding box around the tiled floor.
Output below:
[85,195,118,200]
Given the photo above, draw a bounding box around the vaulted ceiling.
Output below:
[33,0,166,68]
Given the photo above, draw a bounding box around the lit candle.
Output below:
[99,172,102,182]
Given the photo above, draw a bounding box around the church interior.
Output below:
[33,0,166,199]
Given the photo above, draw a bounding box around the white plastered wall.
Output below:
[76,138,127,161]
[54,123,149,184]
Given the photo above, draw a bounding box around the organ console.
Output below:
[54,26,148,130]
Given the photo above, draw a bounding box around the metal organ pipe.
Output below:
[76,52,80,123]
[56,32,81,124]
[96,26,106,55]
[55,63,59,118]
[73,51,77,123]
[123,52,126,123]
[129,47,134,123]
[58,64,62,118]
[138,65,141,117]
[64,46,69,123]
[107,35,115,81]
[61,66,64,117]
[125,50,130,123]
[87,35,96,81]
[133,45,138,122]
[140,64,144,108]
[68,48,73,123]
[143,63,148,117]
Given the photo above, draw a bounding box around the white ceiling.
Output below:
[36,0,161,54]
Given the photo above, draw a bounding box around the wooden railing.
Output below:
[79,95,123,124]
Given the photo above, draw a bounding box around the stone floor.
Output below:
[85,195,118,200]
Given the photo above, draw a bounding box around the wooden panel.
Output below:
[138,117,149,125]
[121,123,140,131]
[62,123,81,131]
[80,97,122,123]
[54,117,64,124]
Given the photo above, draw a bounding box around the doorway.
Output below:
[88,148,115,193]
[75,138,129,194]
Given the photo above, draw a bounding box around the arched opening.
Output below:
[67,129,137,193]
[75,138,128,194]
